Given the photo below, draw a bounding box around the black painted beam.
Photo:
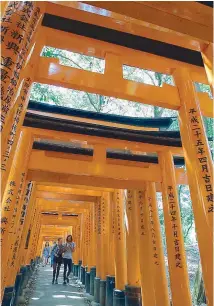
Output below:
[24,112,182,147]
[42,13,204,67]
[33,140,185,166]
[28,101,175,129]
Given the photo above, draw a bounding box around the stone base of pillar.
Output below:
[13,273,23,305]
[82,266,86,285]
[80,266,85,284]
[85,272,90,293]
[90,267,96,296]
[94,277,101,303]
[1,286,15,306]
[106,276,115,306]
[78,260,82,279]
[125,285,141,306]
[20,266,28,291]
[91,302,100,306]
[83,292,94,303]
[100,279,106,306]
[113,289,125,306]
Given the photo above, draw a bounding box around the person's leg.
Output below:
[56,262,61,283]
[52,260,57,284]
[63,259,68,284]
[66,259,72,282]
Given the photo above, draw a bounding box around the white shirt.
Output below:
[62,242,75,259]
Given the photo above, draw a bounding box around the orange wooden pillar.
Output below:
[94,198,102,303]
[1,1,45,132]
[5,182,34,287]
[146,182,170,306]
[26,204,40,265]
[201,43,213,94]
[174,67,213,305]
[99,192,110,305]
[1,129,32,293]
[1,31,45,199]
[106,193,115,306]
[134,189,156,306]
[20,197,38,266]
[125,190,141,305]
[112,190,127,305]
[159,151,192,306]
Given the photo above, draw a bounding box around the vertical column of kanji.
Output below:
[1,129,32,290]
[1,3,45,197]
[25,204,40,264]
[159,151,192,306]
[106,193,115,306]
[1,1,45,132]
[96,198,102,279]
[1,1,34,132]
[146,182,170,306]
[90,206,96,268]
[5,181,33,287]
[174,68,213,305]
[133,189,155,306]
[125,190,141,306]
[100,193,110,305]
[84,212,89,268]
[88,208,94,270]
[94,198,102,304]
[108,193,115,277]
[1,2,33,123]
[112,190,127,306]
[76,221,81,265]
[72,226,78,265]
[82,212,88,268]
[30,209,41,262]
[201,43,213,94]
[17,184,36,267]
[23,199,38,265]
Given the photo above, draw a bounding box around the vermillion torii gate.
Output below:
[1,2,213,306]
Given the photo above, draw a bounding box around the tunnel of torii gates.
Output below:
[0,1,213,306]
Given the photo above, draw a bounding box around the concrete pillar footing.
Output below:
[91,302,101,306]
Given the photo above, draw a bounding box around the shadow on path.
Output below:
[28,265,85,306]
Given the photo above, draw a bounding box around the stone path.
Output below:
[28,264,86,306]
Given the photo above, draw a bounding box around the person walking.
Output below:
[50,241,57,267]
[63,235,75,285]
[42,242,51,266]
[52,238,64,284]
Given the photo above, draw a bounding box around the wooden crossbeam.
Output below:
[41,27,208,84]
[82,1,212,42]
[23,127,184,155]
[28,150,187,186]
[36,191,97,202]
[46,2,208,50]
[34,57,213,117]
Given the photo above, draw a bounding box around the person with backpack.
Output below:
[63,235,75,285]
[52,237,64,284]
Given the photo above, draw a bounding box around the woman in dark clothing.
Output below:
[63,235,75,285]
[52,237,64,284]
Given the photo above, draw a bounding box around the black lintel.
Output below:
[42,13,204,67]
[28,100,175,129]
[33,140,185,166]
[24,112,182,147]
